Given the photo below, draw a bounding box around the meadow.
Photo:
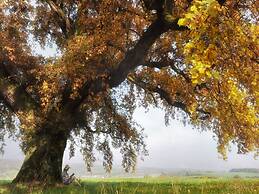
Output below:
[0,177,258,194]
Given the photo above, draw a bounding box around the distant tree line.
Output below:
[230,168,259,173]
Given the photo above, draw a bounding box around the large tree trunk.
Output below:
[12,131,68,184]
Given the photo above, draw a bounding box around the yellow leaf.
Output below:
[192,79,199,84]
[206,71,212,78]
[178,18,187,26]
[190,5,198,14]
[212,71,220,79]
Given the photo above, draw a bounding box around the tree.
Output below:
[0,0,258,184]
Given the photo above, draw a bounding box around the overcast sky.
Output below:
[1,107,258,171]
[1,42,258,172]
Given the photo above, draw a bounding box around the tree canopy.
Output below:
[0,0,258,180]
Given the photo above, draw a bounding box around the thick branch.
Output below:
[65,17,187,111]
[0,62,40,119]
[0,79,37,118]
[109,17,187,88]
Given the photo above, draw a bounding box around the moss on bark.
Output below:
[12,132,67,184]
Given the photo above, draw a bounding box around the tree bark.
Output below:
[12,131,68,184]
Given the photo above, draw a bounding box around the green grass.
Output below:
[0,177,258,194]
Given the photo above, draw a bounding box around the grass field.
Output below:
[0,177,258,194]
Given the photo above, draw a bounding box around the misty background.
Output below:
[1,107,258,172]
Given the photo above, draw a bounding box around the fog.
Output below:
[1,107,258,171]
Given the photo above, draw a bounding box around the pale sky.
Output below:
[2,107,258,171]
[1,41,258,172]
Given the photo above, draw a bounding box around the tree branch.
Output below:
[45,0,74,38]
[128,75,211,120]
[128,75,190,114]
[153,86,190,113]
[64,17,188,111]
[109,17,188,88]
[143,60,191,82]
[0,92,16,113]
[0,61,41,120]
[142,61,170,69]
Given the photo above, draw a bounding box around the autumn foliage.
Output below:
[0,0,258,183]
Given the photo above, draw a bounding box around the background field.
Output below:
[0,177,259,194]
[1,159,259,180]
[1,159,258,193]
